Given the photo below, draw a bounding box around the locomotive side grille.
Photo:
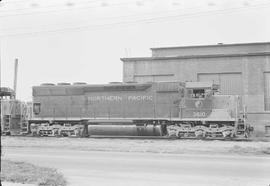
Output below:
[156,82,179,92]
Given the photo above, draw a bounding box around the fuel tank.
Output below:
[88,124,162,136]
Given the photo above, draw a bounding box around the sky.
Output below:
[0,0,270,101]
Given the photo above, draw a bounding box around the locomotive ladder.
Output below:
[2,115,11,134]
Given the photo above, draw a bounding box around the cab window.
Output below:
[192,89,205,98]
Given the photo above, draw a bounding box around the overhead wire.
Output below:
[0,0,268,17]
[1,2,269,38]
[0,4,206,31]
[1,0,100,5]
[1,0,268,11]
[1,0,269,31]
[0,0,103,13]
[0,0,147,17]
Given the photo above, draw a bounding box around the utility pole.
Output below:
[13,58,18,99]
[0,39,1,90]
[0,38,2,156]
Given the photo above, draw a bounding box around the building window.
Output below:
[265,72,270,111]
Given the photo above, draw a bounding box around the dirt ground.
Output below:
[2,182,35,186]
[1,136,270,156]
[2,136,270,186]
[2,145,270,186]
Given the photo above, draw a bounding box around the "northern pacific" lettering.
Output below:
[87,95,153,102]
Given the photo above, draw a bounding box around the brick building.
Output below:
[121,42,270,131]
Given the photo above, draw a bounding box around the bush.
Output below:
[1,160,67,186]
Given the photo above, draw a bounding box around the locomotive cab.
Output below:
[170,81,252,139]
[184,81,219,98]
[179,82,218,119]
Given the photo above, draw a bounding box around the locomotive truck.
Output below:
[27,81,253,139]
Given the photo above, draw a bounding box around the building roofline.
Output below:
[120,52,270,62]
[150,42,270,50]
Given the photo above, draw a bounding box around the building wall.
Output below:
[121,43,270,132]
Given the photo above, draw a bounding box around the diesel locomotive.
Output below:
[26,81,253,139]
[0,87,30,135]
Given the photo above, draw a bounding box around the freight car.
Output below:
[28,81,253,139]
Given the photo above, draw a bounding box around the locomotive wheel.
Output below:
[195,130,206,139]
[231,133,236,138]
[3,131,11,136]
[177,131,186,138]
[31,131,38,136]
[222,130,232,138]
[61,132,68,137]
[38,131,43,136]
[196,134,206,139]
[167,130,177,138]
[177,132,182,139]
